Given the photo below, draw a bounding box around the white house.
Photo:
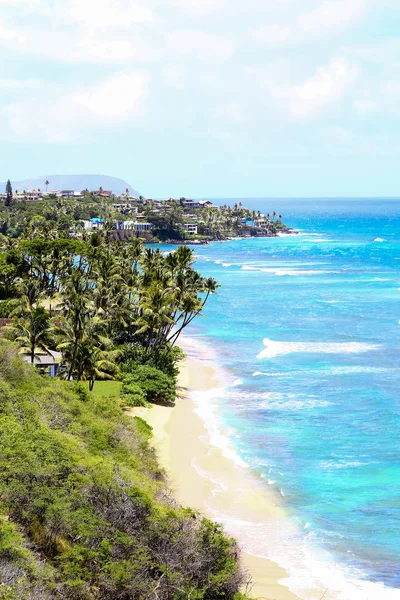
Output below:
[183,223,198,235]
[134,222,154,232]
[198,200,218,209]
[82,218,105,231]
[114,221,154,232]
[57,190,75,198]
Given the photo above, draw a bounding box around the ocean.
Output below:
[169,198,400,599]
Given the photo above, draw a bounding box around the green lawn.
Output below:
[88,380,122,399]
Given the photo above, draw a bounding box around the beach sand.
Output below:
[133,354,302,600]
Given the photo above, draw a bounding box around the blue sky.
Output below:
[0,0,400,197]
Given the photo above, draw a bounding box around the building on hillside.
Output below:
[180,198,200,209]
[15,191,42,202]
[183,223,198,235]
[57,190,75,198]
[253,218,268,228]
[22,350,63,377]
[114,221,153,232]
[82,218,105,231]
[112,202,138,214]
[198,200,218,209]
[91,189,112,198]
[134,222,154,232]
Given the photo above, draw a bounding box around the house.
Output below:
[115,220,135,230]
[134,222,154,232]
[183,223,198,235]
[198,200,218,209]
[114,221,153,233]
[82,218,105,231]
[13,191,42,202]
[57,190,75,198]
[112,202,138,215]
[181,199,200,209]
[253,218,268,228]
[22,350,63,378]
[91,189,113,198]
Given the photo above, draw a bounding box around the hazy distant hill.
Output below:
[0,175,140,196]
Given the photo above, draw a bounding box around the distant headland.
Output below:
[0,175,294,243]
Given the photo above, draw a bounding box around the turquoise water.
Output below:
[172,199,400,595]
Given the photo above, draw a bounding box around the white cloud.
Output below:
[0,78,39,90]
[298,0,365,34]
[290,58,358,118]
[0,72,150,142]
[353,98,377,114]
[253,0,366,46]
[65,0,153,29]
[166,30,234,61]
[76,36,137,62]
[266,58,359,119]
[73,73,149,119]
[252,24,291,46]
[169,0,225,15]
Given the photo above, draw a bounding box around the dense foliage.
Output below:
[0,343,248,599]
[0,228,218,395]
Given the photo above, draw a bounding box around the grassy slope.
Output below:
[0,343,247,600]
[88,380,122,399]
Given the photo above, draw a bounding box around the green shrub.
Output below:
[0,343,247,599]
[0,299,14,318]
[72,381,90,402]
[122,344,185,378]
[121,364,176,405]
[120,379,147,407]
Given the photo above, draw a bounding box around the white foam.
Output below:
[301,238,333,243]
[242,264,340,276]
[257,393,332,411]
[374,238,385,242]
[252,371,269,377]
[319,460,377,470]
[191,459,229,496]
[191,387,249,469]
[209,509,400,600]
[257,338,379,359]
[232,379,243,387]
[222,263,232,267]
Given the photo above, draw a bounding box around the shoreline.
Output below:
[147,228,298,246]
[132,337,396,600]
[132,350,302,600]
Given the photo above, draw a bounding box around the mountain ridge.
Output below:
[0,174,140,196]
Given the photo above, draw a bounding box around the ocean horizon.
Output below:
[166,198,400,599]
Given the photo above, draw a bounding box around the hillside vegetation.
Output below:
[0,343,248,600]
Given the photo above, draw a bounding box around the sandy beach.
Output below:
[133,348,303,600]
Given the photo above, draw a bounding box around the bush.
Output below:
[121,344,185,378]
[0,343,248,599]
[120,379,147,407]
[0,299,14,318]
[72,381,90,402]
[121,363,176,405]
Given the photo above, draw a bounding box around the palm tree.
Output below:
[74,340,121,390]
[58,272,93,380]
[7,306,52,364]
[45,180,50,192]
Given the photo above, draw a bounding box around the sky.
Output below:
[0,0,400,198]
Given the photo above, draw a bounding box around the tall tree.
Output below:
[44,180,50,192]
[7,306,52,363]
[5,180,12,207]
